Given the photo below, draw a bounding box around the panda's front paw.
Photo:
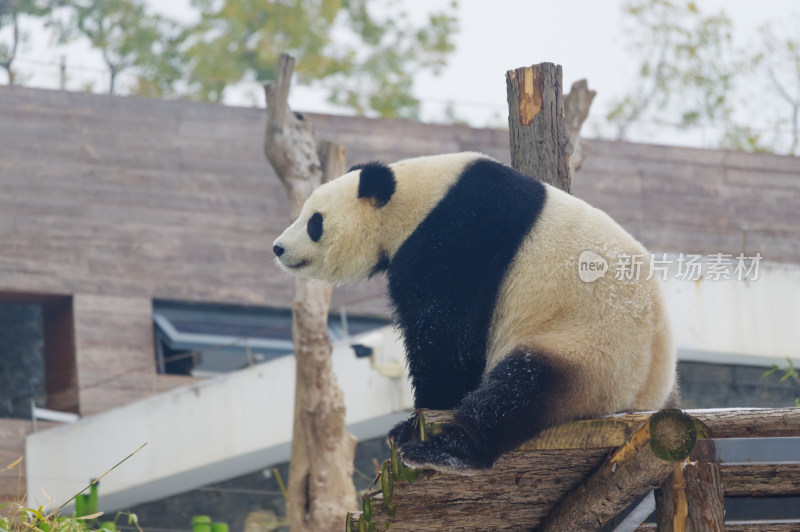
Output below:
[386,415,418,448]
[398,424,490,476]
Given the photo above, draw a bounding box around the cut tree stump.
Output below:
[506,62,573,193]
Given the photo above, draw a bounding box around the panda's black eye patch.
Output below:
[307,212,323,242]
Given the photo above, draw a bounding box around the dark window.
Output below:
[0,302,45,418]
[153,301,388,376]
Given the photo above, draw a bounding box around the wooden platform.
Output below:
[346,408,800,531]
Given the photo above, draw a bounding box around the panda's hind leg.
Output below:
[399,348,561,474]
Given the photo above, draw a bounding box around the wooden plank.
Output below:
[368,448,610,531]
[724,521,800,531]
[422,408,800,448]
[637,520,800,531]
[722,463,800,497]
[351,409,800,531]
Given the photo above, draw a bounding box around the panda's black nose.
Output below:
[273,244,285,257]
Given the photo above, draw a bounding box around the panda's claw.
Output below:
[396,424,490,476]
[386,415,418,448]
[399,440,486,476]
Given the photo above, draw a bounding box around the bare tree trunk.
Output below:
[263,53,357,532]
[506,63,573,192]
[655,440,724,532]
[102,50,118,95]
[564,79,597,173]
[507,64,597,190]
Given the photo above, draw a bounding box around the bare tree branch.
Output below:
[564,79,597,173]
[263,52,357,532]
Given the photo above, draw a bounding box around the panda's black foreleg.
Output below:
[386,414,417,447]
[398,348,559,474]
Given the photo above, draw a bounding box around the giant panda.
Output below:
[272,152,677,474]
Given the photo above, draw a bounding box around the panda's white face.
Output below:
[273,153,486,285]
[272,165,391,284]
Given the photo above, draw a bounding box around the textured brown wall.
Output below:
[2,86,798,310]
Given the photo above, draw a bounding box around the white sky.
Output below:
[5,0,800,149]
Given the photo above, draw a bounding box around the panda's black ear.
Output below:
[357,162,396,208]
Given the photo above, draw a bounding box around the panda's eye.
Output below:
[307,212,323,242]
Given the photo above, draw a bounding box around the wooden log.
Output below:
[345,408,800,531]
[506,62,573,193]
[420,407,800,444]
[691,408,800,439]
[722,463,800,497]
[638,520,800,531]
[655,440,724,532]
[539,410,697,531]
[348,447,612,531]
[723,521,800,531]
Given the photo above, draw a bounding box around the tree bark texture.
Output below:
[722,463,800,497]
[506,63,573,193]
[654,439,724,532]
[421,406,800,443]
[564,79,597,173]
[263,52,357,532]
[539,410,696,531]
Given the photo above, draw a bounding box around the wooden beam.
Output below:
[539,410,698,531]
[506,62,573,192]
[638,520,800,531]
[345,408,800,531]
[723,521,800,531]
[722,463,800,497]
[691,409,800,439]
[420,407,800,446]
[654,440,724,532]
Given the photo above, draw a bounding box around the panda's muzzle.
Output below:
[272,239,310,269]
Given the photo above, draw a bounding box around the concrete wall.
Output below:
[663,259,800,363]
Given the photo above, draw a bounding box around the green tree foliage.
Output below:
[58,0,184,95]
[182,0,457,118]
[0,0,53,84]
[48,0,457,118]
[610,0,800,155]
[763,358,800,407]
[744,16,800,155]
[607,0,737,140]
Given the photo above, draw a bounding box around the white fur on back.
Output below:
[487,184,676,421]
